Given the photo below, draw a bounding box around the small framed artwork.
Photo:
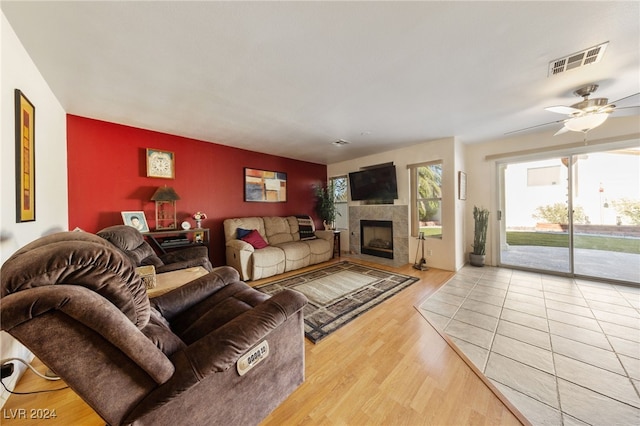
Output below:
[458,171,467,200]
[15,89,36,222]
[146,148,175,179]
[121,211,150,233]
[244,168,287,202]
[193,231,204,243]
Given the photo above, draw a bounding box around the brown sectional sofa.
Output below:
[223,216,334,281]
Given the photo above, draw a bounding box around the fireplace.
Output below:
[349,205,408,266]
[360,220,393,259]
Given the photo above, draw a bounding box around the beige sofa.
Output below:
[223,216,334,280]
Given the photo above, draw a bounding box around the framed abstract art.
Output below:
[244,168,287,202]
[15,89,36,222]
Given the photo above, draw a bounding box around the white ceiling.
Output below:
[2,1,639,164]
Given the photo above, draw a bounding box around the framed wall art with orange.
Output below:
[15,89,36,222]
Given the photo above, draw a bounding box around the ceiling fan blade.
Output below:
[612,105,640,111]
[554,126,570,136]
[610,92,640,104]
[545,105,582,115]
[597,104,616,113]
[504,118,566,135]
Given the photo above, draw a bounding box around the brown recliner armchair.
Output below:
[97,225,213,273]
[1,231,307,425]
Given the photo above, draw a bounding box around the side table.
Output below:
[333,230,341,258]
[144,228,210,255]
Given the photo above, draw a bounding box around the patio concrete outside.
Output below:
[500,245,640,284]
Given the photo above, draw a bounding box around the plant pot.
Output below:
[469,253,485,267]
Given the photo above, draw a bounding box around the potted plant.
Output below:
[314,183,340,230]
[470,205,489,267]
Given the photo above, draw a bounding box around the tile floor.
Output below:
[418,265,640,426]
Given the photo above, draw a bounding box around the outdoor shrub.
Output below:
[532,203,586,224]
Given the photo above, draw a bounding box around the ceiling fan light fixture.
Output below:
[564,112,609,133]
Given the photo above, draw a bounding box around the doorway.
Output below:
[499,146,640,284]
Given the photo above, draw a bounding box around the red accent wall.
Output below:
[67,115,327,266]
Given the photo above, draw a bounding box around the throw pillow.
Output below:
[296,215,316,241]
[242,229,269,249]
[236,227,252,239]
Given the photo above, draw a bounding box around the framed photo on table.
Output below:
[15,89,36,222]
[121,211,150,233]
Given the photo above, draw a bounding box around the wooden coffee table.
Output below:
[147,266,210,297]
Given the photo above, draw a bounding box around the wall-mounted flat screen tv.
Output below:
[348,164,398,201]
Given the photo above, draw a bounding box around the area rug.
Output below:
[256,261,419,343]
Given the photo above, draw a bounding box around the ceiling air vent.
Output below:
[548,42,608,76]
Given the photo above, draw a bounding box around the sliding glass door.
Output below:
[571,150,640,282]
[500,157,571,274]
[499,146,640,284]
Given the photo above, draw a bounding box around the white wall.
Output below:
[327,137,461,271]
[0,11,68,407]
[453,137,467,270]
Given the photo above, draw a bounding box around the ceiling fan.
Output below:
[507,84,639,136]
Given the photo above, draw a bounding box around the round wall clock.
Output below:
[146,148,175,179]
[181,221,191,230]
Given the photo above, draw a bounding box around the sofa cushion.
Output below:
[263,217,295,245]
[251,246,286,280]
[142,308,186,356]
[277,241,311,272]
[305,237,332,264]
[242,230,269,249]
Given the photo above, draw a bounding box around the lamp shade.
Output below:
[151,186,181,201]
[564,112,609,133]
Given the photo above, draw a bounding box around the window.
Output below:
[409,161,442,238]
[330,176,348,229]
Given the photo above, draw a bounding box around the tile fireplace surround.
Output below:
[348,205,409,267]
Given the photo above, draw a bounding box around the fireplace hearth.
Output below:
[360,220,393,259]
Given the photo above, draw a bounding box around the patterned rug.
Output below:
[256,261,419,343]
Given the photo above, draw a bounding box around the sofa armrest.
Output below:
[157,246,213,273]
[225,238,254,252]
[225,239,255,280]
[314,230,334,242]
[177,289,307,375]
[150,266,240,320]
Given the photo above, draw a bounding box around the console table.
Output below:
[144,228,210,255]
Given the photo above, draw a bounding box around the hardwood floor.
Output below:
[2,258,524,425]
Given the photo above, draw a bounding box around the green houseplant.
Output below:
[314,183,340,230]
[470,205,489,266]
